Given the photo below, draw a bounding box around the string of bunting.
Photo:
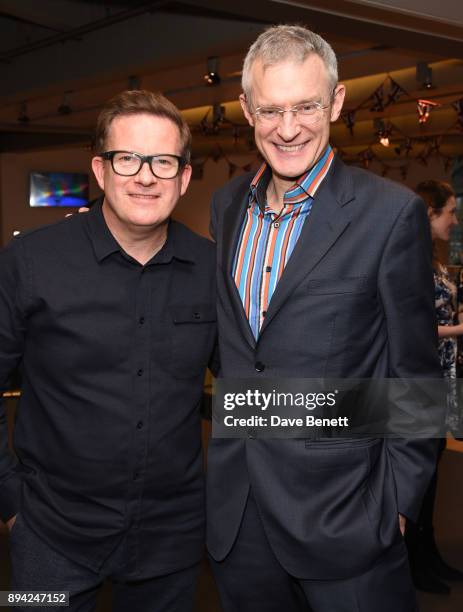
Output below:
[191,143,254,180]
[340,74,463,131]
[335,134,454,181]
[337,74,462,179]
[189,89,462,182]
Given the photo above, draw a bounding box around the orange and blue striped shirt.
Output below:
[232,145,335,339]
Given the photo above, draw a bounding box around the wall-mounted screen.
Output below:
[29,171,89,207]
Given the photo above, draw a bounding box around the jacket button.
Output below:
[255,361,265,372]
[193,312,201,320]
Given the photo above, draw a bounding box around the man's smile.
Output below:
[274,141,310,153]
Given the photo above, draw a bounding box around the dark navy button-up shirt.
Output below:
[0,202,217,578]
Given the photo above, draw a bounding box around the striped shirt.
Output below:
[232,146,334,339]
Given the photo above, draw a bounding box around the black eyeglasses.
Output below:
[101,151,187,179]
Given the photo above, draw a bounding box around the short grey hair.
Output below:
[242,24,338,102]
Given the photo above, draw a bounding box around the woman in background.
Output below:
[405,180,463,594]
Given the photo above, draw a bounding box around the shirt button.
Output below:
[137,369,143,376]
[139,316,145,325]
[255,361,265,372]
[193,312,201,320]
[136,421,144,429]
[274,222,280,228]
[265,266,272,273]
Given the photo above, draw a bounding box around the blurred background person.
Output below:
[406,180,463,594]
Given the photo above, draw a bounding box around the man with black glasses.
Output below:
[0,90,216,611]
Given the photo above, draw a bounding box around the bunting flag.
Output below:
[403,138,414,156]
[416,151,429,166]
[452,99,463,130]
[190,149,255,180]
[369,85,385,112]
[359,148,375,168]
[428,137,441,155]
[386,78,408,106]
[228,162,237,178]
[341,110,356,135]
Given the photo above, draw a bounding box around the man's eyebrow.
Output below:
[257,97,322,107]
[279,97,324,105]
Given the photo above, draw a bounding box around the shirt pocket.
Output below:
[169,303,217,378]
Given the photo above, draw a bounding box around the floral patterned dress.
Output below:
[434,264,459,433]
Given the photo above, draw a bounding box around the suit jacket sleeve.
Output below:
[378,193,441,521]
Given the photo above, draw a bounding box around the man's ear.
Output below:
[180,164,192,197]
[91,156,105,191]
[330,84,346,123]
[240,94,255,127]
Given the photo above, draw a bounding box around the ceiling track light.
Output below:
[416,62,433,90]
[128,75,140,90]
[58,91,73,115]
[374,118,392,147]
[18,101,30,123]
[204,56,221,86]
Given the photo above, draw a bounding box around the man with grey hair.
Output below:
[207,24,440,611]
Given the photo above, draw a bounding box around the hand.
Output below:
[65,207,89,218]
[6,514,16,532]
[398,513,406,536]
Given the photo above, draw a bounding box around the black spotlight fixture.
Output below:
[128,75,140,90]
[58,91,72,115]
[18,101,30,123]
[204,56,221,86]
[416,62,433,89]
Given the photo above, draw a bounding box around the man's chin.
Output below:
[265,152,317,180]
[130,217,168,230]
[272,165,310,184]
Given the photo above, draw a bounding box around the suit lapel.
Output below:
[221,179,257,349]
[259,157,355,336]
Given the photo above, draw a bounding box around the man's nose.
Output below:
[135,160,156,184]
[277,110,302,140]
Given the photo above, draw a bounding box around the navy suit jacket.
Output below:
[207,155,441,580]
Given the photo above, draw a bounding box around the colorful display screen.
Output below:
[29,171,89,207]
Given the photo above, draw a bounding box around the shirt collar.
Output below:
[84,198,196,265]
[249,144,334,211]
